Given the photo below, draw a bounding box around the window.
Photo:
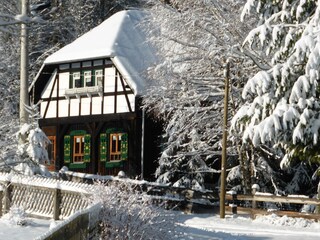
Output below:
[100,130,128,162]
[69,69,103,89]
[110,133,122,161]
[73,72,81,88]
[73,135,85,162]
[64,132,91,164]
[95,69,103,87]
[84,71,92,87]
[45,136,56,171]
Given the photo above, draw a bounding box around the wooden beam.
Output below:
[226,194,320,205]
[43,74,58,119]
[119,75,133,112]
[225,206,320,220]
[114,69,118,113]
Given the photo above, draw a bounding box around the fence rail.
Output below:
[61,169,320,220]
[0,173,93,220]
[0,170,319,222]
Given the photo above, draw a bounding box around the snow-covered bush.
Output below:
[89,181,177,239]
[2,205,27,226]
[14,104,51,177]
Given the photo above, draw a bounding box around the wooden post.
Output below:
[229,191,237,215]
[0,190,3,217]
[252,184,260,209]
[220,60,230,219]
[317,182,320,214]
[53,188,61,220]
[3,182,11,214]
[141,108,145,180]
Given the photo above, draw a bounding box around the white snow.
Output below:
[0,208,319,239]
[0,217,51,240]
[44,10,157,95]
[175,213,320,240]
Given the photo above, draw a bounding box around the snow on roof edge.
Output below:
[41,10,155,95]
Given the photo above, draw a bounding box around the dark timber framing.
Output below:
[31,57,161,180]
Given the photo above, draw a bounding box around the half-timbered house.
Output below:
[29,10,162,179]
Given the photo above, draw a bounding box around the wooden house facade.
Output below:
[29,10,161,179]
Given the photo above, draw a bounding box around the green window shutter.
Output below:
[100,133,107,162]
[64,135,71,163]
[106,129,115,162]
[69,73,73,88]
[121,133,128,160]
[81,70,84,87]
[92,70,95,86]
[84,134,91,162]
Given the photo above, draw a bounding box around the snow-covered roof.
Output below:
[44,10,156,95]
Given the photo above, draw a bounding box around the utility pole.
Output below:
[220,59,230,219]
[19,0,29,142]
[141,108,145,180]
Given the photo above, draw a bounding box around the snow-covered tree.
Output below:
[13,103,51,176]
[231,0,320,194]
[143,0,253,189]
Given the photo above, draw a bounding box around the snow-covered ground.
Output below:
[0,212,319,239]
[175,213,320,240]
[0,217,51,240]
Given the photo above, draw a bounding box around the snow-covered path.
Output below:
[0,218,51,240]
[175,213,320,240]
[0,211,319,239]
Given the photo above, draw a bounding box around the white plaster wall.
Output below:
[116,94,135,113]
[58,99,69,117]
[59,72,69,96]
[70,99,80,116]
[117,95,128,113]
[104,67,115,92]
[103,96,114,114]
[41,74,57,98]
[40,101,57,118]
[92,97,102,115]
[40,101,46,118]
[81,97,91,115]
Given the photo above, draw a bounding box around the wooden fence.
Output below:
[0,173,93,220]
[60,169,320,220]
[60,170,320,220]
[36,203,101,240]
[0,170,318,223]
[225,191,320,219]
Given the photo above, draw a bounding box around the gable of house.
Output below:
[29,10,161,179]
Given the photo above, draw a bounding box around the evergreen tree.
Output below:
[231,0,320,194]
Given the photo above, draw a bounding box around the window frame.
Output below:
[95,69,103,87]
[73,72,81,88]
[84,70,92,87]
[45,136,56,170]
[73,135,85,163]
[109,133,122,161]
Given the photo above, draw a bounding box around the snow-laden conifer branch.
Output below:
[231,0,320,194]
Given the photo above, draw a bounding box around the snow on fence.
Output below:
[36,203,101,240]
[55,170,320,220]
[0,172,93,220]
[225,191,320,220]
